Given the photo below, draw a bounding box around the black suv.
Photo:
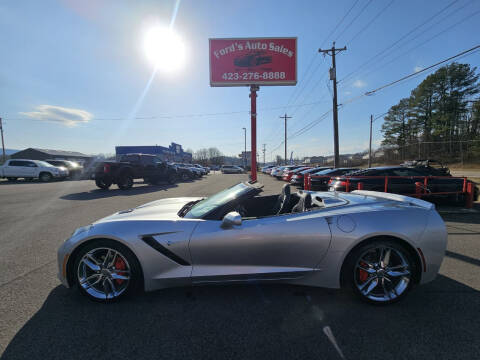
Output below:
[94,154,177,190]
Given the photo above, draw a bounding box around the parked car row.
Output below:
[261,165,358,192]
[92,154,211,190]
[327,166,476,201]
[261,161,477,202]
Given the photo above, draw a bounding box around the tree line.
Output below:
[190,147,225,166]
[381,62,480,163]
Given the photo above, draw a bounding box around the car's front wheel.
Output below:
[117,173,133,190]
[74,240,142,302]
[6,177,17,182]
[39,172,53,182]
[167,173,176,184]
[343,240,415,305]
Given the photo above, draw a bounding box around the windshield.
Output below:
[184,183,251,219]
[36,161,55,167]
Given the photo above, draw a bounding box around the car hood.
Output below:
[94,197,204,223]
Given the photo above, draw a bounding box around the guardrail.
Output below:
[304,174,476,209]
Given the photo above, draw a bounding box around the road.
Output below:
[0,173,479,360]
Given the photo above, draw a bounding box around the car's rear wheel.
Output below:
[343,240,415,305]
[74,240,142,302]
[95,178,112,189]
[167,173,176,184]
[6,177,17,182]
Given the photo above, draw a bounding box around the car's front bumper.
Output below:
[57,241,71,288]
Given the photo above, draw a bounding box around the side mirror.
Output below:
[221,211,242,228]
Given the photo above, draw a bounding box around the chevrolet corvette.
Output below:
[57,182,447,304]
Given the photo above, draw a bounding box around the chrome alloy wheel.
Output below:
[77,247,131,300]
[354,246,411,302]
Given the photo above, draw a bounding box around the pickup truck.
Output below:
[0,159,68,182]
[93,153,178,190]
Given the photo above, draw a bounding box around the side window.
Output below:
[8,161,21,166]
[123,155,139,163]
[392,169,423,177]
[25,161,37,167]
[141,156,155,165]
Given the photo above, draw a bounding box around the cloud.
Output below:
[20,105,93,126]
[352,80,366,88]
[414,66,423,73]
[344,90,352,95]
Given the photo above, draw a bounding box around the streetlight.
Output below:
[242,127,246,168]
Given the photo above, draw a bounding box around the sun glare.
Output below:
[143,26,186,72]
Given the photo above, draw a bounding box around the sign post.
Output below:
[250,85,259,181]
[209,37,297,182]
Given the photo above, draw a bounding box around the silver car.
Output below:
[221,165,244,174]
[57,182,447,304]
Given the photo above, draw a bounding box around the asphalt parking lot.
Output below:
[0,173,479,360]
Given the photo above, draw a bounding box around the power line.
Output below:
[320,0,360,48]
[341,0,477,88]
[339,0,459,84]
[346,0,395,45]
[335,44,480,110]
[269,109,332,154]
[334,0,374,43]
[365,44,480,96]
[2,100,329,123]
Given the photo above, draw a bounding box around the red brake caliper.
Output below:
[359,261,369,282]
[114,257,126,285]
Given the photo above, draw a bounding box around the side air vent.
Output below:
[141,236,190,266]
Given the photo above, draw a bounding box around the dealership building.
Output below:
[115,143,192,163]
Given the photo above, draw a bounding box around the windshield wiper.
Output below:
[177,199,203,217]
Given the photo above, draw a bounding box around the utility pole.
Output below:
[242,127,247,168]
[0,118,5,163]
[280,113,291,165]
[319,42,346,168]
[262,143,266,165]
[368,114,373,168]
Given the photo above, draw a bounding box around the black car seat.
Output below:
[292,193,312,213]
[272,184,291,214]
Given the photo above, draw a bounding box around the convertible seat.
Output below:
[292,193,312,213]
[272,184,291,214]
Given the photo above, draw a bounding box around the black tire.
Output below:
[167,172,176,185]
[73,239,142,303]
[95,178,112,190]
[39,172,53,182]
[181,172,189,181]
[117,173,133,190]
[342,239,416,305]
[6,177,17,182]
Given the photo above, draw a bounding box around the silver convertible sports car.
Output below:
[57,182,447,305]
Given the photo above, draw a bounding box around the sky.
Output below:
[0,0,479,162]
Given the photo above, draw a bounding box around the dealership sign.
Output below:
[209,37,297,86]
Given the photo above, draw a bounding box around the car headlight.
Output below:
[71,225,92,238]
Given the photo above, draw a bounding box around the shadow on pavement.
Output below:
[442,211,480,225]
[2,276,479,360]
[0,179,69,185]
[60,183,178,200]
